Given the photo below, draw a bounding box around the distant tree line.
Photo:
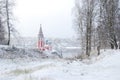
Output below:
[0,0,15,45]
[74,0,120,56]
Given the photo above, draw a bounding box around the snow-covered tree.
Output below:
[73,0,120,57]
[74,0,97,56]
[0,0,15,45]
[98,0,120,49]
[0,0,6,44]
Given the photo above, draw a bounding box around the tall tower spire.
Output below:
[39,24,44,39]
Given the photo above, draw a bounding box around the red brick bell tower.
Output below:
[38,24,45,51]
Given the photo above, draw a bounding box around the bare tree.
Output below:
[96,0,103,55]
[5,0,15,45]
[116,8,120,49]
[73,0,86,54]
[0,0,6,44]
[0,0,15,45]
[82,0,97,56]
[74,0,97,57]
[74,0,120,58]
[100,0,120,49]
[5,0,10,45]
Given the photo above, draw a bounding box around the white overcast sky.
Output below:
[14,0,75,38]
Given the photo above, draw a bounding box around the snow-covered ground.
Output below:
[0,49,120,80]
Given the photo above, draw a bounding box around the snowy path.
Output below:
[0,50,120,80]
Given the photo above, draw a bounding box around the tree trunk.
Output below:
[6,0,10,45]
[97,45,100,55]
[86,0,93,57]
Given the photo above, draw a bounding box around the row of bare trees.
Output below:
[0,0,15,45]
[74,0,120,56]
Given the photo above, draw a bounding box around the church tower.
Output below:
[38,24,45,51]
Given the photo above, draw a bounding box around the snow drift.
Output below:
[0,49,120,80]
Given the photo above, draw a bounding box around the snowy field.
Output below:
[0,49,120,80]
